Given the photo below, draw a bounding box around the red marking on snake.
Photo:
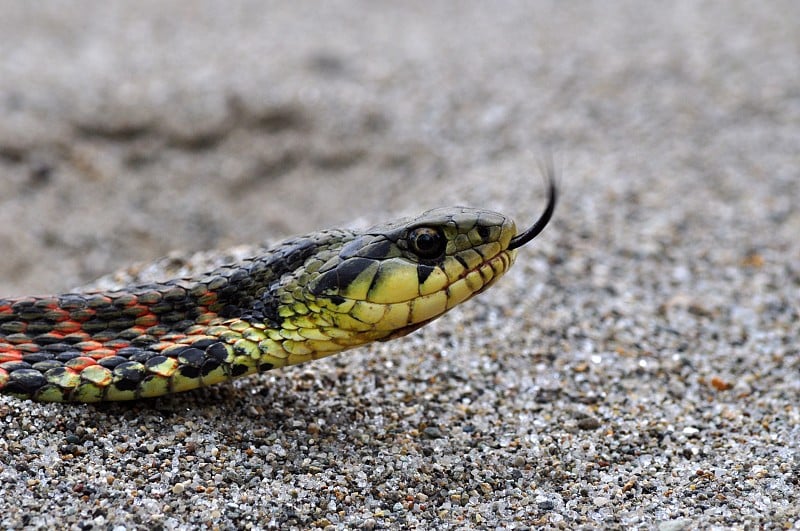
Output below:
[74,341,104,352]
[89,349,116,359]
[0,352,23,363]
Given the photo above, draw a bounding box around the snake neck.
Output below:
[0,229,355,350]
[211,229,354,324]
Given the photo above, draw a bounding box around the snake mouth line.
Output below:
[469,249,515,295]
[416,247,516,311]
[421,248,515,316]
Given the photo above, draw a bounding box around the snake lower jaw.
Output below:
[377,319,434,342]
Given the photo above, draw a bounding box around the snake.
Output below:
[0,174,556,403]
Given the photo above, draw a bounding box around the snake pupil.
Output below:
[409,227,445,259]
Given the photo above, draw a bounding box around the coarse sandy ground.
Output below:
[0,2,798,529]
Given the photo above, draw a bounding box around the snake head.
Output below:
[292,208,518,345]
[268,168,556,361]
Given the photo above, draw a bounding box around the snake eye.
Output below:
[409,227,446,259]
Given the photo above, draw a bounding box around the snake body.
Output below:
[0,180,556,402]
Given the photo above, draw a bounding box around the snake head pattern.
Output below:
[271,208,519,362]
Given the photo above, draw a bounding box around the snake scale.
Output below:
[0,173,556,403]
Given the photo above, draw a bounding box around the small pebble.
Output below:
[422,427,444,439]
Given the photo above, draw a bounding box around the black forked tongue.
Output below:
[507,160,558,250]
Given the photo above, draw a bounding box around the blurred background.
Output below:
[2,2,794,295]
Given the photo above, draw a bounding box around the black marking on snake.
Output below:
[56,351,83,362]
[119,330,145,341]
[267,238,319,273]
[310,257,375,296]
[219,303,246,319]
[191,338,220,350]
[206,342,229,361]
[114,376,140,392]
[179,348,205,367]
[25,321,55,334]
[336,258,376,287]
[338,236,370,259]
[417,264,435,285]
[109,318,136,329]
[22,352,54,363]
[244,284,281,326]
[179,365,201,379]
[34,334,65,346]
[328,294,346,305]
[354,238,393,260]
[163,346,189,358]
[128,349,162,364]
[117,346,148,359]
[201,359,222,376]
[1,361,31,372]
[145,356,169,370]
[115,361,145,381]
[227,268,248,285]
[98,356,128,369]
[231,364,249,377]
[6,369,46,393]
